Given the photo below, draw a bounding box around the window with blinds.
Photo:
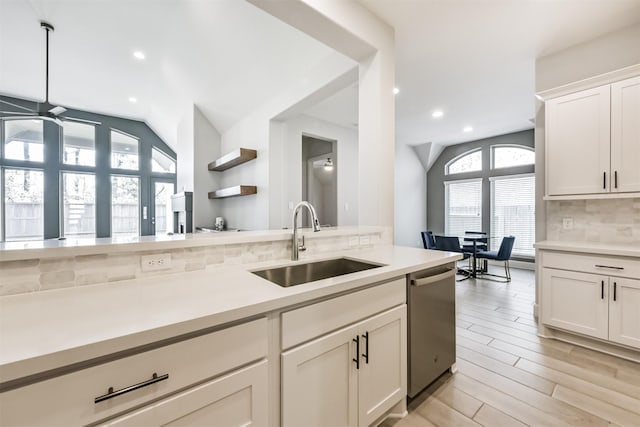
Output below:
[445,179,482,238]
[490,174,535,257]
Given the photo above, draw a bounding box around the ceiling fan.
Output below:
[0,21,68,126]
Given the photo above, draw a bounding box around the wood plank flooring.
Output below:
[381,267,640,427]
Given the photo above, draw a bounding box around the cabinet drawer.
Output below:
[0,317,267,427]
[542,251,640,279]
[281,278,405,349]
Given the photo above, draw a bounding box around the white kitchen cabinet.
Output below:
[103,360,268,427]
[545,75,640,197]
[540,249,640,352]
[545,85,610,196]
[611,75,640,194]
[0,318,268,427]
[609,277,640,348]
[541,268,609,339]
[282,305,407,427]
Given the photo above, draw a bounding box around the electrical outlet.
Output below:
[562,217,574,230]
[141,253,172,272]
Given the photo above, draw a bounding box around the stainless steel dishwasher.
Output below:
[407,263,457,398]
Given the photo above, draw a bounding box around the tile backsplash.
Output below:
[0,232,383,296]
[546,198,640,243]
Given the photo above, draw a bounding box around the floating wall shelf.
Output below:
[208,185,257,199]
[208,148,257,171]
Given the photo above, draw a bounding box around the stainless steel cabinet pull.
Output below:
[411,268,455,286]
[362,332,369,364]
[614,171,618,189]
[595,265,624,270]
[352,336,360,370]
[614,282,617,302]
[95,372,169,404]
[601,280,604,300]
[603,171,606,189]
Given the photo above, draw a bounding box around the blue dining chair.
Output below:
[475,236,516,282]
[421,231,436,249]
[433,235,472,281]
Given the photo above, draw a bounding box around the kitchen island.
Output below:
[0,242,461,426]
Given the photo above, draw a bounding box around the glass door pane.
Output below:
[153,181,174,235]
[4,169,44,241]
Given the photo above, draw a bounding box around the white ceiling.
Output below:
[359,0,640,148]
[2,0,639,154]
[0,0,337,149]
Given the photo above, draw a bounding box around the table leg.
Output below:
[472,241,477,278]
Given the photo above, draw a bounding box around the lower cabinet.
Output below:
[102,360,268,427]
[609,278,640,348]
[542,267,640,349]
[281,305,407,427]
[541,268,609,339]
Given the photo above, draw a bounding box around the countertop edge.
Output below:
[535,240,640,258]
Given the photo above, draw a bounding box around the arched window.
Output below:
[492,145,534,169]
[1,97,177,242]
[445,149,482,175]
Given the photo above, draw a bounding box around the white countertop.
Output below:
[0,245,460,385]
[535,240,640,258]
[0,226,385,262]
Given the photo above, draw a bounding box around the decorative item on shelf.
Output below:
[208,148,257,171]
[323,157,333,171]
[208,185,257,199]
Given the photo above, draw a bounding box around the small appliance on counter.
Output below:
[215,217,225,231]
[171,192,193,234]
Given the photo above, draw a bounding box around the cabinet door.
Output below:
[611,76,640,193]
[281,323,359,427]
[609,278,640,349]
[102,361,268,427]
[545,85,611,195]
[358,305,407,427]
[541,268,609,339]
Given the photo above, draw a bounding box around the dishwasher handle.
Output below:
[410,268,456,286]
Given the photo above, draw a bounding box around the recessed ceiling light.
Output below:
[393,87,399,95]
[128,97,137,103]
[463,126,473,133]
[133,51,145,60]
[432,110,444,118]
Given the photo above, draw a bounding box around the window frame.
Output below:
[0,96,177,242]
[2,166,46,242]
[110,174,141,238]
[444,148,482,176]
[60,170,97,239]
[110,128,141,171]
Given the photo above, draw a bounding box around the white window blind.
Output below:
[445,179,482,238]
[490,174,535,257]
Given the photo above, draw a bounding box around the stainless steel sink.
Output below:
[251,257,384,287]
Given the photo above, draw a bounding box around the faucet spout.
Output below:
[292,201,321,260]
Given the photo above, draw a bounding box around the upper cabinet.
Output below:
[611,76,640,194]
[545,75,640,198]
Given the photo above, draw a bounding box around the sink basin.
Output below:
[252,257,384,287]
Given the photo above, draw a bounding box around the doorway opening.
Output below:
[302,135,337,227]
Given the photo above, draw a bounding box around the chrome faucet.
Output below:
[292,201,321,260]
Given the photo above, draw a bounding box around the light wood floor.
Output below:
[382,267,640,427]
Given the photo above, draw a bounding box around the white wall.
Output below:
[176,105,221,229]
[193,106,221,228]
[249,0,395,235]
[536,23,640,92]
[218,53,356,231]
[394,143,426,248]
[271,114,358,229]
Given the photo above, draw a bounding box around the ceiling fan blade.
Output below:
[49,106,67,116]
[40,115,63,126]
[0,99,35,113]
[0,111,38,116]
